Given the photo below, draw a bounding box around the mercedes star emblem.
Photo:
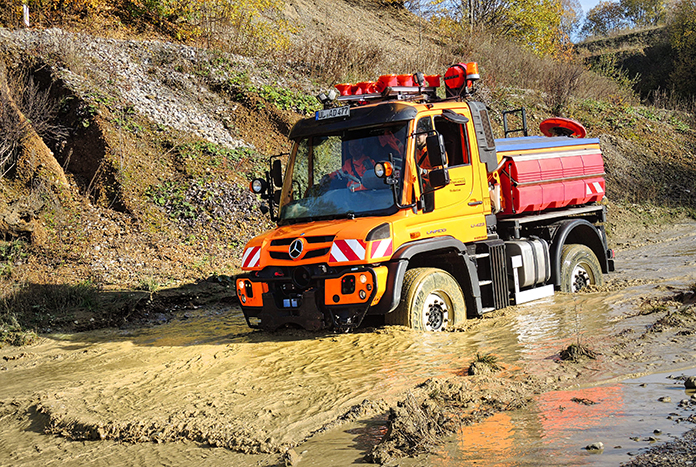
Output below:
[289,238,304,260]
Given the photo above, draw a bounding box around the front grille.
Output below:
[270,235,335,246]
[270,238,293,246]
[304,247,330,259]
[269,247,330,261]
[306,235,335,244]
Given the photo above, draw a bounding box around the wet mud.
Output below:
[1,222,696,466]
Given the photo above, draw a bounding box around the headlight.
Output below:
[374,162,393,178]
[250,178,268,194]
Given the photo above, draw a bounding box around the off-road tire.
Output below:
[560,244,604,293]
[386,267,466,331]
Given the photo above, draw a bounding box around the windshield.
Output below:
[279,124,408,223]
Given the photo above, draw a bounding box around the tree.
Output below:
[560,0,583,37]
[620,0,665,27]
[420,0,566,56]
[505,0,566,56]
[668,0,696,98]
[581,0,629,37]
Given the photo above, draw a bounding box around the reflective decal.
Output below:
[586,181,604,195]
[329,239,366,263]
[370,239,393,259]
[242,246,261,268]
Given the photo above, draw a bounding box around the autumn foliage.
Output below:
[0,0,291,56]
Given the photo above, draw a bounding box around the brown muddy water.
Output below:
[1,222,695,466]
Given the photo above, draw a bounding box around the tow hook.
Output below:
[329,308,369,333]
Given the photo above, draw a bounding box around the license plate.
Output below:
[315,105,350,121]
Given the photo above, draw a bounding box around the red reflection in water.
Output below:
[433,385,626,466]
[536,385,624,442]
[432,412,516,467]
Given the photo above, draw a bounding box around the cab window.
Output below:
[434,116,470,166]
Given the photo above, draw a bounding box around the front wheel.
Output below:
[560,244,604,293]
[386,268,466,331]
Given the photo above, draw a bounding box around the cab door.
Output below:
[412,110,488,244]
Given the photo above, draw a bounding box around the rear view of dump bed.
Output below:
[496,136,605,215]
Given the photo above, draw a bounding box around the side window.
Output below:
[434,117,470,167]
[415,117,433,169]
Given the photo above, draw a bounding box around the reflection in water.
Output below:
[452,413,516,467]
[436,370,696,467]
[537,386,624,439]
[512,294,613,362]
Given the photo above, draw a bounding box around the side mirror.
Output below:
[426,133,447,168]
[271,159,283,187]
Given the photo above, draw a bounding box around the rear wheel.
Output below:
[386,268,466,331]
[560,244,604,293]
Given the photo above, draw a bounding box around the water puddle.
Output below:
[296,370,696,467]
[433,369,696,466]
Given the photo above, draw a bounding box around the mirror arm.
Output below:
[383,151,418,210]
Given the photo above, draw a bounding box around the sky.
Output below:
[579,0,601,16]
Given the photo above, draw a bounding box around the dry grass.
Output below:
[0,64,67,180]
[468,352,502,375]
[283,25,632,120]
[0,91,28,177]
[650,88,696,114]
[283,31,387,85]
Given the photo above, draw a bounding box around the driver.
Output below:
[331,139,375,191]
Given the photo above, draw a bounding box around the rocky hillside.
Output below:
[0,28,310,287]
[576,26,674,100]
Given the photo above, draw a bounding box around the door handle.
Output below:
[468,200,483,206]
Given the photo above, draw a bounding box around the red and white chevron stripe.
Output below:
[241,246,261,269]
[329,239,366,263]
[585,181,604,196]
[370,239,393,260]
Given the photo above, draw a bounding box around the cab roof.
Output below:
[289,101,419,140]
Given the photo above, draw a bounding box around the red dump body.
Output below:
[495,136,605,215]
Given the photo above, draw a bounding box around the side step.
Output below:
[472,240,508,313]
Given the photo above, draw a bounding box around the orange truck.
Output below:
[236,64,615,332]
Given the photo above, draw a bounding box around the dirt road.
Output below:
[1,221,695,466]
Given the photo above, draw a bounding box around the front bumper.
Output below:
[236,266,380,331]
